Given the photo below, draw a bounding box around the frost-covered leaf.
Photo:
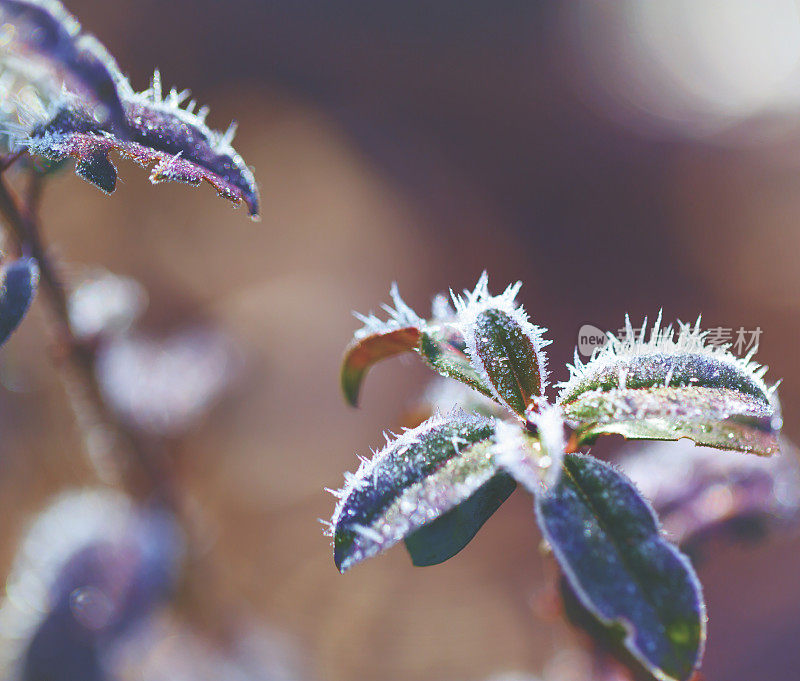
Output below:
[342,327,421,407]
[22,70,260,217]
[341,284,423,406]
[454,273,550,416]
[618,437,800,551]
[341,283,513,407]
[329,410,508,572]
[557,314,780,455]
[536,454,705,681]
[0,256,38,346]
[0,0,128,132]
[404,471,515,566]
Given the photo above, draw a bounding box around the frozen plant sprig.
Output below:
[329,273,784,681]
[0,0,260,217]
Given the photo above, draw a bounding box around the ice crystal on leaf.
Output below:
[556,312,780,455]
[329,409,503,572]
[526,404,567,488]
[342,284,425,407]
[453,272,551,415]
[23,69,260,217]
[491,419,543,493]
[352,283,423,340]
[558,312,772,406]
[0,0,260,217]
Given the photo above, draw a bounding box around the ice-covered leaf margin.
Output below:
[0,0,259,218]
[556,313,780,455]
[326,409,509,572]
[536,454,706,681]
[341,283,423,406]
[23,69,260,217]
[453,273,550,416]
[341,283,494,406]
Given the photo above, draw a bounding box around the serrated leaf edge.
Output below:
[325,409,490,538]
[452,272,551,408]
[352,282,423,341]
[557,311,773,405]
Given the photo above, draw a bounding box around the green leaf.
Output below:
[330,411,508,572]
[418,327,493,399]
[470,308,545,414]
[341,326,421,406]
[563,386,779,455]
[557,316,780,455]
[0,257,38,346]
[404,471,515,566]
[454,274,549,416]
[536,454,705,681]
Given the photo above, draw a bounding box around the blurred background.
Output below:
[3,1,800,679]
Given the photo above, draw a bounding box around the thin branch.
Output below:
[0,172,177,503]
[0,170,244,647]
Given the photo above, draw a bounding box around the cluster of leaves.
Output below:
[328,274,783,681]
[0,0,259,217]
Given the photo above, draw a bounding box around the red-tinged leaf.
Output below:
[24,72,260,218]
[341,326,421,407]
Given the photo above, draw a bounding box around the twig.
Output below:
[0,172,181,499]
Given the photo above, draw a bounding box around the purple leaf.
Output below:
[329,410,503,572]
[0,0,128,132]
[26,76,260,217]
[536,454,705,681]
